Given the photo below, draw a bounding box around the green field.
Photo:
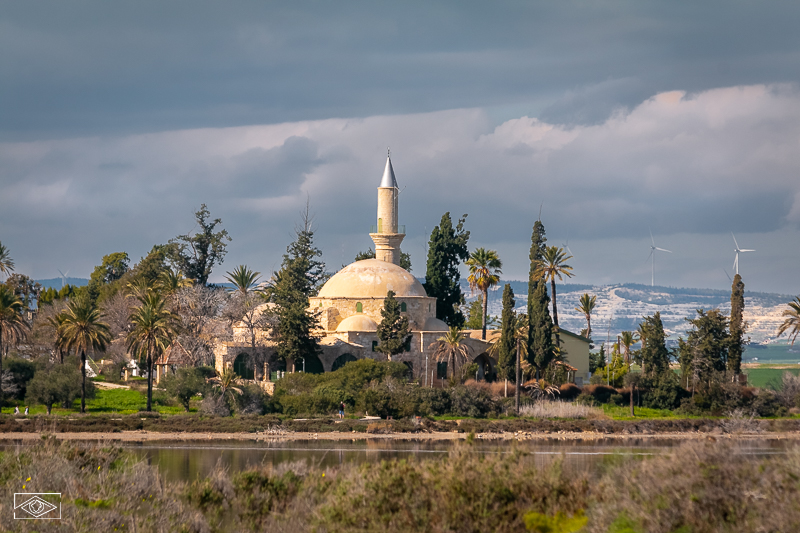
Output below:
[1,387,189,416]
[744,367,800,389]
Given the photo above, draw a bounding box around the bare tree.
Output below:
[173,285,227,366]
[222,292,275,376]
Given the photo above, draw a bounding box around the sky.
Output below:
[1,1,799,295]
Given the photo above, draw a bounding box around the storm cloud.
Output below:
[2,85,799,293]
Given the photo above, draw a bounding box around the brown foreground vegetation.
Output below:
[2,438,800,532]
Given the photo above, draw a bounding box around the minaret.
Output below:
[370,153,405,265]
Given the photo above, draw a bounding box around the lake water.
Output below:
[121,438,793,483]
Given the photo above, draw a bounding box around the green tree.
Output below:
[269,215,324,370]
[354,247,412,271]
[430,327,472,380]
[127,293,178,411]
[728,274,746,375]
[87,252,130,303]
[25,356,87,414]
[495,284,516,384]
[4,274,42,314]
[639,312,670,375]
[225,265,262,295]
[0,285,29,403]
[375,291,412,359]
[168,204,231,286]
[466,248,502,340]
[0,241,14,276]
[161,368,207,411]
[130,245,171,287]
[777,296,800,345]
[423,213,470,328]
[575,293,597,341]
[527,279,555,379]
[527,220,547,360]
[59,296,111,413]
[533,246,574,348]
[679,309,731,392]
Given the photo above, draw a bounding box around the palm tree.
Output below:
[208,367,244,406]
[157,268,192,295]
[0,285,29,403]
[533,246,574,348]
[127,292,179,411]
[59,296,111,413]
[466,248,502,340]
[0,241,14,277]
[430,327,472,381]
[575,293,596,340]
[777,297,800,345]
[45,310,68,363]
[620,331,639,366]
[225,265,262,295]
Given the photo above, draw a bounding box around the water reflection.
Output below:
[122,437,794,483]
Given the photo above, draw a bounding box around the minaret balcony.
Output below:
[370,224,405,235]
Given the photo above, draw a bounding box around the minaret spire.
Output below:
[370,152,405,266]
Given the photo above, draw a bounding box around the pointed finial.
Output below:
[388,147,390,157]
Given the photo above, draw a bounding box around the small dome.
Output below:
[318,259,427,298]
[423,317,450,331]
[336,315,379,332]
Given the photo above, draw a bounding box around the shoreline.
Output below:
[3,430,800,444]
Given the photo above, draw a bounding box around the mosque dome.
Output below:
[423,317,450,331]
[318,258,427,298]
[336,315,379,332]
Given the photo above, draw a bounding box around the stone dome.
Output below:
[423,317,450,331]
[336,314,379,332]
[318,259,427,298]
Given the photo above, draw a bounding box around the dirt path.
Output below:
[2,430,800,444]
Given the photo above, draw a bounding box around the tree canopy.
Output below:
[423,213,470,328]
[168,204,231,286]
[376,290,412,358]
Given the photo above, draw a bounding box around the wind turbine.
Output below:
[731,233,754,275]
[646,230,672,287]
[562,239,574,257]
[57,269,69,289]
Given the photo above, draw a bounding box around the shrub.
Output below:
[639,371,690,410]
[25,356,90,414]
[236,384,271,415]
[559,383,582,400]
[520,401,604,419]
[582,384,618,404]
[5,357,36,401]
[449,385,498,418]
[161,368,208,411]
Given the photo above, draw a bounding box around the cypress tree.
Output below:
[423,213,470,327]
[270,217,325,369]
[376,290,412,359]
[527,279,555,378]
[729,274,745,376]
[527,220,547,359]
[496,284,516,383]
[640,312,670,375]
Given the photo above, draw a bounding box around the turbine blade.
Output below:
[740,249,755,252]
[650,228,655,246]
[723,268,732,282]
[655,247,672,253]
[732,233,740,249]
[645,249,654,263]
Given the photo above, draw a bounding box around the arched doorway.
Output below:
[295,353,325,374]
[473,352,494,381]
[233,353,254,380]
[331,353,358,372]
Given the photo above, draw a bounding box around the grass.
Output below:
[744,367,800,389]
[1,388,190,416]
[601,404,690,420]
[520,401,604,419]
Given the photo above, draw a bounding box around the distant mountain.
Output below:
[36,277,89,290]
[469,281,794,345]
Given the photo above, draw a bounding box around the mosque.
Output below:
[212,155,496,386]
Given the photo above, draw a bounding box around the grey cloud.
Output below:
[3,2,800,140]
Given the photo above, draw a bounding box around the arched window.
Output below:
[356,302,363,313]
[400,302,407,312]
[372,341,378,352]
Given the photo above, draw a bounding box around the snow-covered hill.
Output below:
[473,281,794,345]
